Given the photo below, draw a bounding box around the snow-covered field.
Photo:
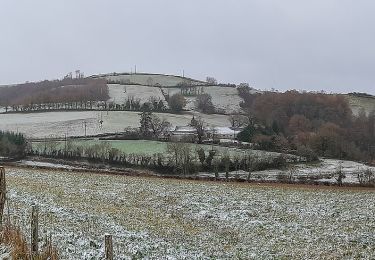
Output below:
[109,84,245,113]
[0,111,231,138]
[162,87,196,110]
[108,84,244,113]
[19,160,80,170]
[5,167,375,259]
[161,86,243,112]
[346,94,375,116]
[203,86,243,113]
[108,84,165,105]
[200,159,375,185]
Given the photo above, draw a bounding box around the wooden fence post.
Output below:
[0,167,6,227]
[105,235,113,260]
[31,205,39,258]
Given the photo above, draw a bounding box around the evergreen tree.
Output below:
[139,111,153,137]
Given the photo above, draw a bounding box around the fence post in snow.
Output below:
[31,205,39,258]
[105,234,113,260]
[0,167,6,227]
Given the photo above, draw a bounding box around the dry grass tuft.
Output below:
[1,223,58,260]
[1,223,29,259]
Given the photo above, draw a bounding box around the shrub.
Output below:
[296,146,319,162]
[0,131,27,159]
[334,164,346,186]
[1,223,59,259]
[195,94,215,114]
[168,94,186,112]
[358,168,375,186]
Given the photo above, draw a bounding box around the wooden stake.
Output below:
[0,167,5,227]
[31,205,39,258]
[105,235,113,260]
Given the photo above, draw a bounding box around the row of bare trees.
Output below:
[0,78,108,112]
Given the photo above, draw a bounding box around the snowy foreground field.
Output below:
[5,167,375,259]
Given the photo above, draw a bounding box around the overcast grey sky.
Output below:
[1,0,374,94]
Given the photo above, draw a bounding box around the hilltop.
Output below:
[90,72,206,87]
[1,72,374,116]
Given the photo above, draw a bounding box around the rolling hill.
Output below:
[1,72,374,117]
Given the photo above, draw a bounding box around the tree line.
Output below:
[237,87,375,163]
[0,78,109,112]
[30,139,290,178]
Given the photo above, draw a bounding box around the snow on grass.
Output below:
[108,84,165,105]
[0,111,231,138]
[161,87,180,96]
[0,111,101,139]
[19,160,79,170]
[346,94,375,116]
[162,86,243,112]
[0,111,95,125]
[161,87,196,110]
[5,167,375,259]
[0,245,11,259]
[202,86,242,113]
[203,158,375,184]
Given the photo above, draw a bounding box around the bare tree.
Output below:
[246,154,256,182]
[196,148,206,169]
[167,142,192,175]
[150,115,171,138]
[146,77,154,86]
[334,163,345,186]
[44,137,60,155]
[168,93,187,112]
[229,114,250,129]
[139,111,153,137]
[195,93,215,114]
[238,83,250,89]
[213,157,220,180]
[357,168,375,186]
[206,77,218,85]
[222,151,231,181]
[190,116,206,144]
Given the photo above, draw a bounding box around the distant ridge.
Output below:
[90,72,207,85]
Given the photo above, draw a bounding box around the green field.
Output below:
[32,139,282,160]
[84,140,168,154]
[33,139,236,155]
